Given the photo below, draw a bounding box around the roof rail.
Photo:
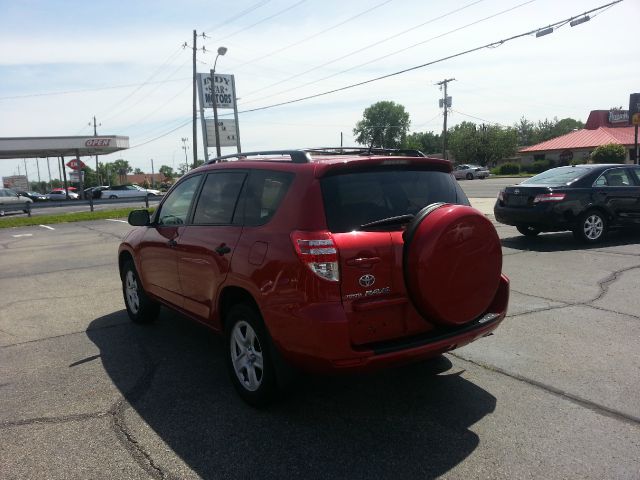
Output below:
[206,150,311,165]
[304,147,426,157]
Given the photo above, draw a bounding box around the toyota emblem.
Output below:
[359,274,375,288]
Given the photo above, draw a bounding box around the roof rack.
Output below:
[206,150,312,165]
[305,147,426,157]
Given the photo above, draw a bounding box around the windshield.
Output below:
[521,166,589,186]
[321,169,469,233]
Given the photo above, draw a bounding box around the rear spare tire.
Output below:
[403,203,502,327]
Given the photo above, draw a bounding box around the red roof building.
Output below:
[519,110,637,164]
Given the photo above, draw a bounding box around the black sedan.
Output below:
[17,191,48,202]
[494,164,640,243]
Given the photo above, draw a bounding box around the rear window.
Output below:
[321,169,469,233]
[522,166,589,186]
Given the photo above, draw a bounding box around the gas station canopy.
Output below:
[0,136,129,159]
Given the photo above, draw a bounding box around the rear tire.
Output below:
[121,260,160,324]
[109,195,117,199]
[516,225,541,237]
[573,210,607,243]
[225,304,278,407]
[465,172,473,180]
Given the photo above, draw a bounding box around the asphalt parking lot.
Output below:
[1,180,639,479]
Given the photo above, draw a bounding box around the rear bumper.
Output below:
[266,275,509,374]
[494,202,572,230]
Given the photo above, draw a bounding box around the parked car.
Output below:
[17,191,48,202]
[46,189,79,200]
[0,188,33,215]
[453,164,490,180]
[494,164,640,243]
[119,148,509,405]
[101,185,161,199]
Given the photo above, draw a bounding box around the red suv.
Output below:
[119,148,509,405]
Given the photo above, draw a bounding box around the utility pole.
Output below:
[436,78,455,160]
[36,158,42,190]
[90,116,101,184]
[181,137,189,173]
[23,159,29,186]
[192,30,198,166]
[151,158,155,188]
[46,157,52,191]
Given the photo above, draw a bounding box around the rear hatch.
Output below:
[320,165,469,346]
[502,185,552,208]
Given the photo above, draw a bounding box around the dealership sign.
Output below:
[199,73,235,109]
[608,110,629,124]
[629,93,640,126]
[205,119,238,147]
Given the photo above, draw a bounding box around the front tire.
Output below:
[466,172,474,180]
[573,210,607,243]
[109,195,117,199]
[516,225,541,237]
[121,260,160,323]
[225,304,277,407]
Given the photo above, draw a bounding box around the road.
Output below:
[1,211,639,479]
[457,176,525,198]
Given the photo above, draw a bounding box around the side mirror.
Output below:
[128,209,150,226]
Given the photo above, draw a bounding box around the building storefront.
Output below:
[519,109,636,164]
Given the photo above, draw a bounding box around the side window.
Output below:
[0,190,6,197]
[192,172,246,225]
[603,169,633,187]
[157,175,201,226]
[630,167,640,185]
[242,170,294,227]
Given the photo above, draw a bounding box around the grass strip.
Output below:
[0,207,154,229]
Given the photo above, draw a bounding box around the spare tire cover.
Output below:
[403,203,502,327]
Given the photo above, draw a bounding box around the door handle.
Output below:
[167,238,177,248]
[215,243,232,256]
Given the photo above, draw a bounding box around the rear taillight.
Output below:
[533,193,566,203]
[497,191,504,202]
[291,231,340,282]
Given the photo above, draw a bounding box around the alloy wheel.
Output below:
[125,270,140,314]
[583,214,604,240]
[230,320,264,392]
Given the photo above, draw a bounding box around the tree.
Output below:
[112,159,132,184]
[591,143,626,164]
[514,116,535,146]
[133,168,143,175]
[448,122,518,166]
[159,165,175,180]
[402,131,441,154]
[353,101,410,148]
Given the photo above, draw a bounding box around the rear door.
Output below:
[176,171,246,320]
[321,167,469,345]
[593,168,640,224]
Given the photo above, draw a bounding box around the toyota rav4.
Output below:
[119,148,509,405]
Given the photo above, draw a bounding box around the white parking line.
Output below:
[39,225,55,230]
[12,233,33,238]
[105,219,128,223]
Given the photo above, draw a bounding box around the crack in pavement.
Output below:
[0,262,113,280]
[0,321,129,349]
[0,289,120,310]
[79,224,128,242]
[1,336,173,479]
[451,354,640,427]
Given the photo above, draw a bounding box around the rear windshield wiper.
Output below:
[360,214,415,230]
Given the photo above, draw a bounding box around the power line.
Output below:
[238,0,488,102]
[227,0,622,116]
[202,0,272,34]
[230,0,395,71]
[204,0,309,46]
[239,0,533,105]
[450,109,507,127]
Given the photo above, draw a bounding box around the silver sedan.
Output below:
[453,164,490,180]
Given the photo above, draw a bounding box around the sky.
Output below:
[0,0,638,180]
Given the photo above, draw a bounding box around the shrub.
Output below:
[521,159,556,174]
[590,143,626,164]
[496,163,520,175]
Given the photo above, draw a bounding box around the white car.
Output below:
[0,188,33,215]
[46,190,79,200]
[100,185,161,199]
[453,164,490,180]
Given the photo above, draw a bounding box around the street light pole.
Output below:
[211,46,227,158]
